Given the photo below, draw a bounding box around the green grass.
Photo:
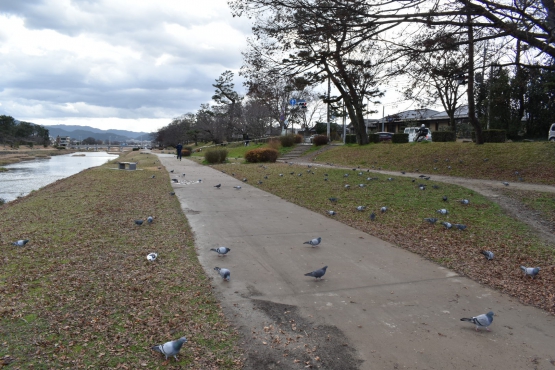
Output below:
[0,151,242,369]
[211,162,555,314]
[313,141,555,184]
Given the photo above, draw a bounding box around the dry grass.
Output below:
[0,151,242,369]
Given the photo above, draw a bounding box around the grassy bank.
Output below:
[0,148,77,166]
[314,142,555,184]
[211,162,555,315]
[0,151,242,369]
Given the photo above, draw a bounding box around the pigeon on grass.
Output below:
[460,199,470,205]
[147,253,158,262]
[356,206,366,211]
[134,220,144,226]
[454,224,467,230]
[214,267,230,281]
[210,247,231,256]
[460,311,494,331]
[520,266,540,279]
[380,206,387,213]
[437,209,449,215]
[481,250,494,260]
[441,221,453,229]
[423,218,437,224]
[151,337,187,361]
[327,210,336,216]
[12,239,29,247]
[329,197,338,203]
[370,212,376,221]
[303,237,321,247]
[147,216,154,224]
[305,266,328,279]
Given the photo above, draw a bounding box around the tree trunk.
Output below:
[467,13,483,144]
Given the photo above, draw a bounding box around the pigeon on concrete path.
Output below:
[304,266,328,279]
[460,311,494,331]
[151,337,188,361]
[214,184,221,188]
[303,237,321,247]
[210,247,231,256]
[214,267,231,281]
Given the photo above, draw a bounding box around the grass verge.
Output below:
[0,151,242,369]
[211,162,555,315]
[313,142,555,184]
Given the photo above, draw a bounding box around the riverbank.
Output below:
[0,151,242,369]
[0,147,78,166]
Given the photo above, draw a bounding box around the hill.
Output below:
[44,124,152,142]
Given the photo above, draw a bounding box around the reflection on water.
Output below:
[0,152,118,202]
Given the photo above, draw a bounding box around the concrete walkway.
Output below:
[158,154,555,370]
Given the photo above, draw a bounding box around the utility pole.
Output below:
[343,100,346,143]
[326,76,331,138]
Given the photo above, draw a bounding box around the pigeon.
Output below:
[419,185,426,190]
[242,178,248,182]
[401,171,405,174]
[327,210,336,216]
[367,177,372,181]
[147,252,158,262]
[454,223,467,230]
[232,173,235,176]
[447,166,451,170]
[380,206,387,213]
[460,311,494,331]
[172,178,178,183]
[147,216,154,224]
[214,184,221,188]
[258,180,263,184]
[359,184,365,187]
[151,337,188,361]
[135,220,144,226]
[324,178,328,181]
[424,176,430,180]
[432,185,439,189]
[151,175,156,178]
[460,199,470,205]
[290,172,295,175]
[502,182,509,186]
[481,250,494,260]
[329,197,338,203]
[324,174,328,176]
[264,176,268,179]
[210,247,231,256]
[233,186,241,189]
[442,196,448,202]
[169,192,175,196]
[520,266,540,279]
[303,237,322,247]
[198,179,202,183]
[279,173,283,177]
[12,239,29,247]
[441,221,452,229]
[437,209,448,215]
[370,212,376,221]
[170,170,174,173]
[345,184,350,189]
[298,174,302,177]
[344,174,349,177]
[356,206,366,211]
[358,172,363,176]
[214,267,230,281]
[387,177,393,181]
[304,266,328,279]
[423,218,437,224]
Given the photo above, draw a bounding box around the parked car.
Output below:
[549,123,555,141]
[305,134,316,143]
[404,126,432,142]
[376,132,394,141]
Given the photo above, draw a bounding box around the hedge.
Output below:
[392,133,409,143]
[204,148,228,164]
[313,135,329,146]
[280,135,297,147]
[294,134,303,144]
[183,146,193,156]
[432,131,456,142]
[368,134,380,143]
[244,148,279,163]
[472,129,506,143]
[345,134,357,144]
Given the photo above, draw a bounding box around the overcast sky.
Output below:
[0,0,253,133]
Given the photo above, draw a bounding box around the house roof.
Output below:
[428,105,468,120]
[383,108,440,122]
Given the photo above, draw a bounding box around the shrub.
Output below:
[368,134,379,143]
[204,148,228,164]
[472,129,507,143]
[244,148,279,163]
[313,135,329,146]
[294,134,303,143]
[267,138,281,150]
[432,131,456,142]
[279,134,296,147]
[392,133,409,143]
[132,147,140,151]
[345,134,357,144]
[182,149,191,157]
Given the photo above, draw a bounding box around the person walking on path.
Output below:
[176,143,183,160]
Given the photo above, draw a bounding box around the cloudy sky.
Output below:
[0,0,253,133]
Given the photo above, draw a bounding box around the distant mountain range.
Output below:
[43,124,153,142]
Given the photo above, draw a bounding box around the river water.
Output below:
[0,152,119,202]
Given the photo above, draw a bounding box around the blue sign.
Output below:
[289,98,297,106]
[297,99,306,104]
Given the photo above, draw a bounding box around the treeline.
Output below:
[0,115,50,147]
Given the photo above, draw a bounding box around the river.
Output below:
[0,152,119,202]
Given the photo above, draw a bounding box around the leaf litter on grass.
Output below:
[211,162,555,315]
[0,152,243,369]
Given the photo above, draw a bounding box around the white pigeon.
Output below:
[214,267,230,281]
[303,237,321,247]
[151,337,187,361]
[210,247,231,256]
[147,252,158,262]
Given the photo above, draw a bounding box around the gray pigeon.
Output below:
[329,197,338,203]
[147,252,158,262]
[214,267,230,281]
[233,186,241,189]
[441,221,452,229]
[419,185,426,190]
[304,266,328,279]
[356,206,366,211]
[303,237,321,247]
[344,174,349,177]
[12,239,29,247]
[170,170,174,173]
[437,209,449,215]
[344,184,350,189]
[135,220,144,226]
[442,196,448,202]
[359,184,365,187]
[210,247,231,256]
[370,212,376,221]
[520,266,540,278]
[502,182,509,186]
[242,178,248,182]
[214,184,221,188]
[172,178,178,183]
[481,250,494,260]
[460,199,470,205]
[279,174,283,177]
[460,311,494,331]
[380,206,387,213]
[147,216,154,224]
[327,210,336,216]
[454,223,467,230]
[423,218,437,224]
[151,336,188,361]
[169,192,175,196]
